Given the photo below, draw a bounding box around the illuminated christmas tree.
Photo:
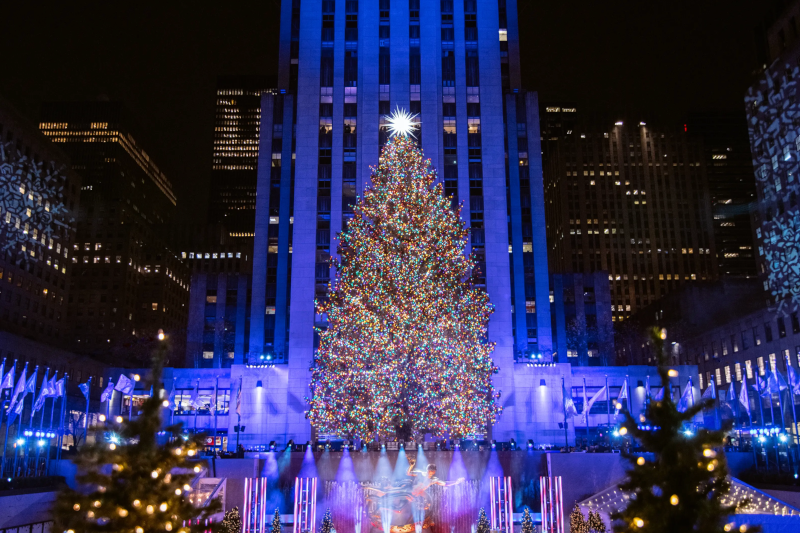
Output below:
[221,507,242,533]
[307,115,499,440]
[320,508,333,533]
[612,329,757,533]
[587,511,606,533]
[476,508,490,533]
[271,508,281,533]
[521,508,534,533]
[52,338,220,533]
[570,504,588,533]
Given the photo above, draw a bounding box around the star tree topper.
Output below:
[385,106,421,138]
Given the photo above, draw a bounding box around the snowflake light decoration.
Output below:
[763,208,800,316]
[384,106,420,139]
[0,141,70,265]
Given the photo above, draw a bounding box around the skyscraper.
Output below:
[746,1,800,318]
[686,112,757,278]
[0,95,80,344]
[209,76,276,239]
[39,101,190,360]
[236,0,552,442]
[541,109,719,321]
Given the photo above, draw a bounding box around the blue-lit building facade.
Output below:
[169,0,701,449]
[231,0,555,444]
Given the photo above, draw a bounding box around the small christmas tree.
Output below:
[271,508,281,533]
[521,507,534,533]
[569,504,588,533]
[221,507,242,533]
[320,508,333,533]
[587,511,606,533]
[476,508,490,533]
[611,328,759,533]
[52,338,221,533]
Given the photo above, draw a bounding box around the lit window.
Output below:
[151,303,158,311]
[202,351,214,359]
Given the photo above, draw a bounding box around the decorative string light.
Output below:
[306,134,499,440]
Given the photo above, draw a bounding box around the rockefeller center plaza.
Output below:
[5,1,800,532]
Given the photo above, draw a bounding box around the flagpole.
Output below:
[786,354,799,462]
[626,374,632,416]
[128,375,134,421]
[83,377,92,447]
[213,377,218,454]
[48,372,58,429]
[10,363,27,477]
[34,368,49,477]
[23,366,39,476]
[0,359,11,478]
[755,374,768,471]
[56,374,68,463]
[561,377,569,449]
[583,378,589,445]
[774,371,789,470]
[605,375,610,436]
[194,379,199,434]
[170,378,175,426]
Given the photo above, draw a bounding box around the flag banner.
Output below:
[100,381,115,402]
[7,365,27,414]
[0,365,13,390]
[645,376,651,401]
[235,378,242,415]
[725,381,738,418]
[24,369,37,394]
[583,386,607,422]
[701,377,716,401]
[189,382,203,409]
[788,366,800,395]
[114,374,134,395]
[167,385,176,409]
[33,370,50,412]
[654,387,665,401]
[79,381,90,400]
[739,376,751,416]
[769,371,789,394]
[614,379,628,414]
[677,381,694,412]
[45,374,57,397]
[563,380,578,418]
[55,377,66,397]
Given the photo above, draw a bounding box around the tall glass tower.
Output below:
[248,0,551,441]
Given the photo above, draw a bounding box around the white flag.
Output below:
[115,374,134,395]
[739,376,751,416]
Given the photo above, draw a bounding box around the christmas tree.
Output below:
[221,507,242,533]
[271,508,281,533]
[587,511,606,533]
[569,504,588,533]
[53,336,221,533]
[611,329,758,533]
[307,117,499,440]
[521,507,534,533]
[476,508,490,533]
[320,508,333,533]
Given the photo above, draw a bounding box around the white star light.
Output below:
[385,107,420,138]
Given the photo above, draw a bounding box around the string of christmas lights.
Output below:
[306,133,500,440]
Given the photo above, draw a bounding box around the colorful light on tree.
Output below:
[306,132,499,441]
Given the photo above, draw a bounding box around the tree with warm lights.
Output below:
[53,340,220,533]
[320,508,334,533]
[271,508,281,533]
[587,510,606,533]
[521,507,534,533]
[476,508,490,533]
[570,504,588,533]
[611,328,758,533]
[221,507,242,533]
[307,115,499,441]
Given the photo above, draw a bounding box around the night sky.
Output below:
[0,0,766,223]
